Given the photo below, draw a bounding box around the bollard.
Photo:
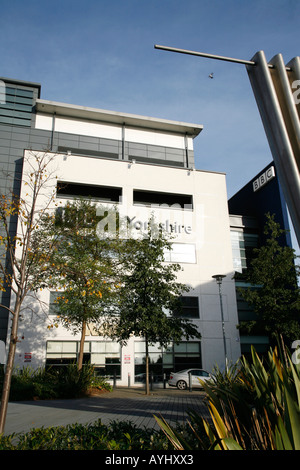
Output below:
[0,340,6,365]
[188,372,192,392]
[150,371,154,390]
[128,372,131,387]
[113,371,117,388]
[163,372,166,389]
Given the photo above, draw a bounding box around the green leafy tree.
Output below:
[107,220,201,394]
[44,199,123,370]
[237,213,300,346]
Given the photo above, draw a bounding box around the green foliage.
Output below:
[0,366,58,401]
[237,213,300,344]
[47,363,98,398]
[106,219,200,393]
[0,364,111,401]
[109,218,201,347]
[37,198,127,370]
[0,419,172,450]
[155,344,300,450]
[43,199,122,334]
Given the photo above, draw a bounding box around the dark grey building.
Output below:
[228,163,293,356]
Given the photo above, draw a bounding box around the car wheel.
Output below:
[176,380,187,390]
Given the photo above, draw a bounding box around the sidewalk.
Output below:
[3,386,209,436]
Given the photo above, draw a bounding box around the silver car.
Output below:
[168,368,211,390]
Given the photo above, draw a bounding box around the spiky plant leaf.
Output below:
[153,415,192,450]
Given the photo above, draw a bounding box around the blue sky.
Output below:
[1,0,300,248]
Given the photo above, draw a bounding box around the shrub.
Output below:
[155,344,300,450]
[0,419,172,450]
[0,363,112,401]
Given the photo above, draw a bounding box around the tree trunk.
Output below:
[145,338,150,395]
[0,295,21,434]
[78,320,87,371]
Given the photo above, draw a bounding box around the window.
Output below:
[46,341,78,364]
[133,189,193,209]
[134,341,201,382]
[128,155,185,168]
[46,340,121,378]
[172,342,202,371]
[134,342,163,383]
[90,342,121,378]
[49,291,60,315]
[174,296,199,319]
[190,369,209,377]
[58,147,119,160]
[231,231,258,272]
[57,181,122,203]
[164,243,196,263]
[0,86,34,126]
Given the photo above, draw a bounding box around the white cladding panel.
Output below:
[35,113,192,149]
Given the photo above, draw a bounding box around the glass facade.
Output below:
[231,228,269,358]
[134,341,201,383]
[0,86,34,126]
[46,340,121,378]
[231,230,258,272]
[133,189,193,209]
[174,296,199,319]
[46,340,201,383]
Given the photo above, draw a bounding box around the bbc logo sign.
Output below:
[253,166,275,192]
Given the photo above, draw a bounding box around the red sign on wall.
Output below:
[24,353,32,363]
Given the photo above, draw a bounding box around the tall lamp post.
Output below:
[212,274,227,364]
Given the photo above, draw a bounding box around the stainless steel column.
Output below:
[246,51,300,246]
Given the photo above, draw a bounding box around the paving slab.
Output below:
[3,386,209,436]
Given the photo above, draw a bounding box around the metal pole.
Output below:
[212,275,227,363]
[155,44,256,66]
[218,282,227,361]
[246,51,300,247]
[154,44,292,70]
[155,44,300,245]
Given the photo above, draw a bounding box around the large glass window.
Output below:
[174,296,199,319]
[90,342,121,378]
[134,341,201,383]
[46,341,121,378]
[56,181,122,203]
[231,231,258,272]
[0,86,33,126]
[133,189,193,209]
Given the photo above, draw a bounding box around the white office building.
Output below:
[0,78,241,385]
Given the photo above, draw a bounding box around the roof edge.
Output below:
[36,99,203,137]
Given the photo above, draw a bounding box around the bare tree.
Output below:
[0,150,58,434]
